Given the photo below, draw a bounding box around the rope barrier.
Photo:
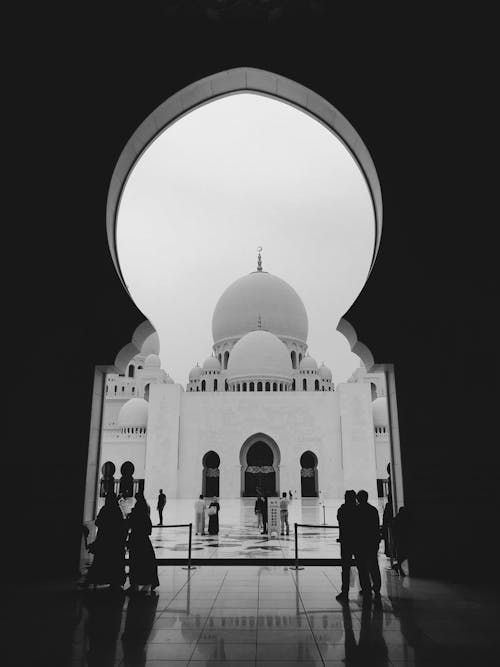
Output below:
[290,522,339,570]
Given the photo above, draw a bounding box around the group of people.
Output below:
[194,495,220,535]
[84,492,159,594]
[336,489,409,602]
[254,490,292,535]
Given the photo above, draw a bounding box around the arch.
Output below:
[249,381,255,392]
[223,350,229,369]
[257,381,263,392]
[242,382,247,392]
[119,461,135,497]
[272,382,277,391]
[300,450,319,497]
[214,378,218,391]
[202,450,220,497]
[240,432,281,497]
[100,461,116,497]
[265,381,270,391]
[291,350,297,369]
[128,364,135,378]
[314,379,320,391]
[336,317,375,371]
[106,68,382,299]
[201,379,206,392]
[303,378,307,391]
[292,379,296,391]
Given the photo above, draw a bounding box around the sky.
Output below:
[117,93,375,385]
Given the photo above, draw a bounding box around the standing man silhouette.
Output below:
[156,489,166,526]
[356,489,382,600]
[336,490,360,601]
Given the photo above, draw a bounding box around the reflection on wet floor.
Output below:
[11,563,498,666]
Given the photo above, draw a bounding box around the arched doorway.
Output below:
[300,451,319,497]
[202,451,220,497]
[240,434,280,497]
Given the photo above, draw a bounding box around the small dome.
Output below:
[141,332,160,355]
[189,364,202,381]
[372,397,388,427]
[300,355,318,372]
[212,270,308,345]
[203,356,221,372]
[318,363,332,380]
[164,373,174,384]
[144,353,161,368]
[227,329,293,382]
[118,398,148,428]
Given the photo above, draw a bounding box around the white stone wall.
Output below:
[144,382,378,503]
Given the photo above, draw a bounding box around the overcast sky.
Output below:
[117,93,375,384]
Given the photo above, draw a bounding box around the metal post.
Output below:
[290,523,303,570]
[182,522,197,570]
[322,504,326,525]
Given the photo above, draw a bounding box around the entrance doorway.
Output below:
[202,451,220,497]
[240,433,280,497]
[245,441,276,496]
[300,451,319,497]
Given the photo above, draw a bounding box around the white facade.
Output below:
[99,257,385,502]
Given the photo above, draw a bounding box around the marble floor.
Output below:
[10,564,499,666]
[104,498,384,561]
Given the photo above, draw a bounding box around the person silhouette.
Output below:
[335,490,360,601]
[156,489,166,526]
[356,489,382,600]
[86,492,127,591]
[392,506,409,576]
[127,494,159,594]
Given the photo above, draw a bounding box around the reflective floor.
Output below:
[11,564,499,666]
[92,498,384,560]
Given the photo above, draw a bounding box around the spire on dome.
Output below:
[257,246,263,271]
[257,313,262,329]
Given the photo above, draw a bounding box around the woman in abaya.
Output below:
[207,497,220,535]
[126,494,159,594]
[86,492,127,590]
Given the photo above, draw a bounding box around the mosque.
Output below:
[99,252,391,503]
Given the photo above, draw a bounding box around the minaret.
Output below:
[257,245,263,271]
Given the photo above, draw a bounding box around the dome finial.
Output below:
[257,313,262,329]
[257,246,263,271]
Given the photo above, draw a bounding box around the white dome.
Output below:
[212,271,308,345]
[372,397,388,427]
[203,356,221,372]
[227,329,293,382]
[300,355,318,371]
[189,364,202,381]
[141,332,160,356]
[144,353,161,368]
[118,398,148,428]
[318,363,332,380]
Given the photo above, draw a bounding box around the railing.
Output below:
[290,522,339,570]
[153,523,196,570]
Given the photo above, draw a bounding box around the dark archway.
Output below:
[240,434,280,497]
[202,450,220,498]
[300,451,319,497]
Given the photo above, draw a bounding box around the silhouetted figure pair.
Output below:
[86,493,127,590]
[127,494,159,594]
[336,489,382,602]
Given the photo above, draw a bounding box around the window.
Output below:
[250,382,255,391]
[243,383,247,391]
[128,365,135,378]
[303,379,307,391]
[265,382,270,391]
[257,381,263,391]
[214,379,218,391]
[224,351,229,369]
[273,382,277,391]
[201,380,206,391]
[315,379,320,391]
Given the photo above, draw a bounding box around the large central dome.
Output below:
[212,271,308,345]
